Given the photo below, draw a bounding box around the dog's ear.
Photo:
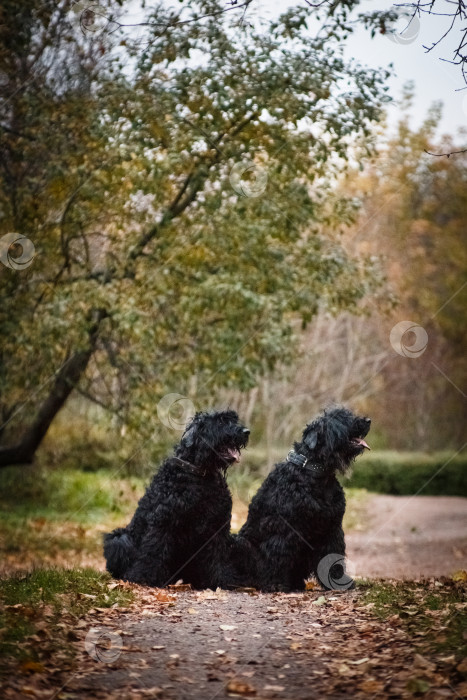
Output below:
[303,429,318,450]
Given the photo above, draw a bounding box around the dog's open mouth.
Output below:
[350,437,371,450]
[220,447,242,463]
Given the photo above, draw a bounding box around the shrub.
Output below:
[344,451,467,496]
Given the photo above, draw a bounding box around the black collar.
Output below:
[287,451,327,474]
[173,457,207,477]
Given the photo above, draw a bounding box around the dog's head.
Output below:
[296,407,371,473]
[177,409,250,472]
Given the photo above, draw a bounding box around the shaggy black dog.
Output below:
[234,407,370,592]
[104,410,249,588]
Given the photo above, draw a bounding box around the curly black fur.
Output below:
[103,409,249,588]
[232,407,371,592]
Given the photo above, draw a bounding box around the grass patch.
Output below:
[0,466,145,523]
[0,568,134,663]
[360,577,467,658]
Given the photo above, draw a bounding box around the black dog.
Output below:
[234,407,370,591]
[104,409,249,588]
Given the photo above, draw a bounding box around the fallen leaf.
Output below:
[226,679,256,696]
[413,653,436,672]
[20,661,45,674]
[305,580,320,591]
[168,583,191,591]
[358,680,384,694]
[406,678,431,694]
[313,596,327,606]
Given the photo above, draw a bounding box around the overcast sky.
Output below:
[253,0,466,141]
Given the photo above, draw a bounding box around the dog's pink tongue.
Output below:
[356,438,371,450]
[228,447,241,462]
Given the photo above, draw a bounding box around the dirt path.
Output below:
[2,496,466,699]
[347,495,467,579]
[61,587,460,700]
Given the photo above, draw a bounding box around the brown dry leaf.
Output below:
[337,663,353,676]
[152,590,175,603]
[20,661,45,674]
[168,583,192,591]
[457,658,467,675]
[414,654,437,672]
[358,680,384,694]
[226,679,257,695]
[305,580,320,591]
[456,681,467,696]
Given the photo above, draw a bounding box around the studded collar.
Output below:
[286,450,327,474]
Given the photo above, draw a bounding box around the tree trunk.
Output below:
[0,309,107,468]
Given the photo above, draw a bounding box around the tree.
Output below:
[0,0,391,467]
[220,94,467,453]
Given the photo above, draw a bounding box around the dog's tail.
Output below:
[103,528,136,579]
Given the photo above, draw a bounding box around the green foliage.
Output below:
[0,0,390,459]
[345,451,467,496]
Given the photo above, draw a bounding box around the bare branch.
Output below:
[424,147,467,156]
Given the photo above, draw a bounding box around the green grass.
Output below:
[360,578,467,658]
[0,568,134,662]
[0,466,145,523]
